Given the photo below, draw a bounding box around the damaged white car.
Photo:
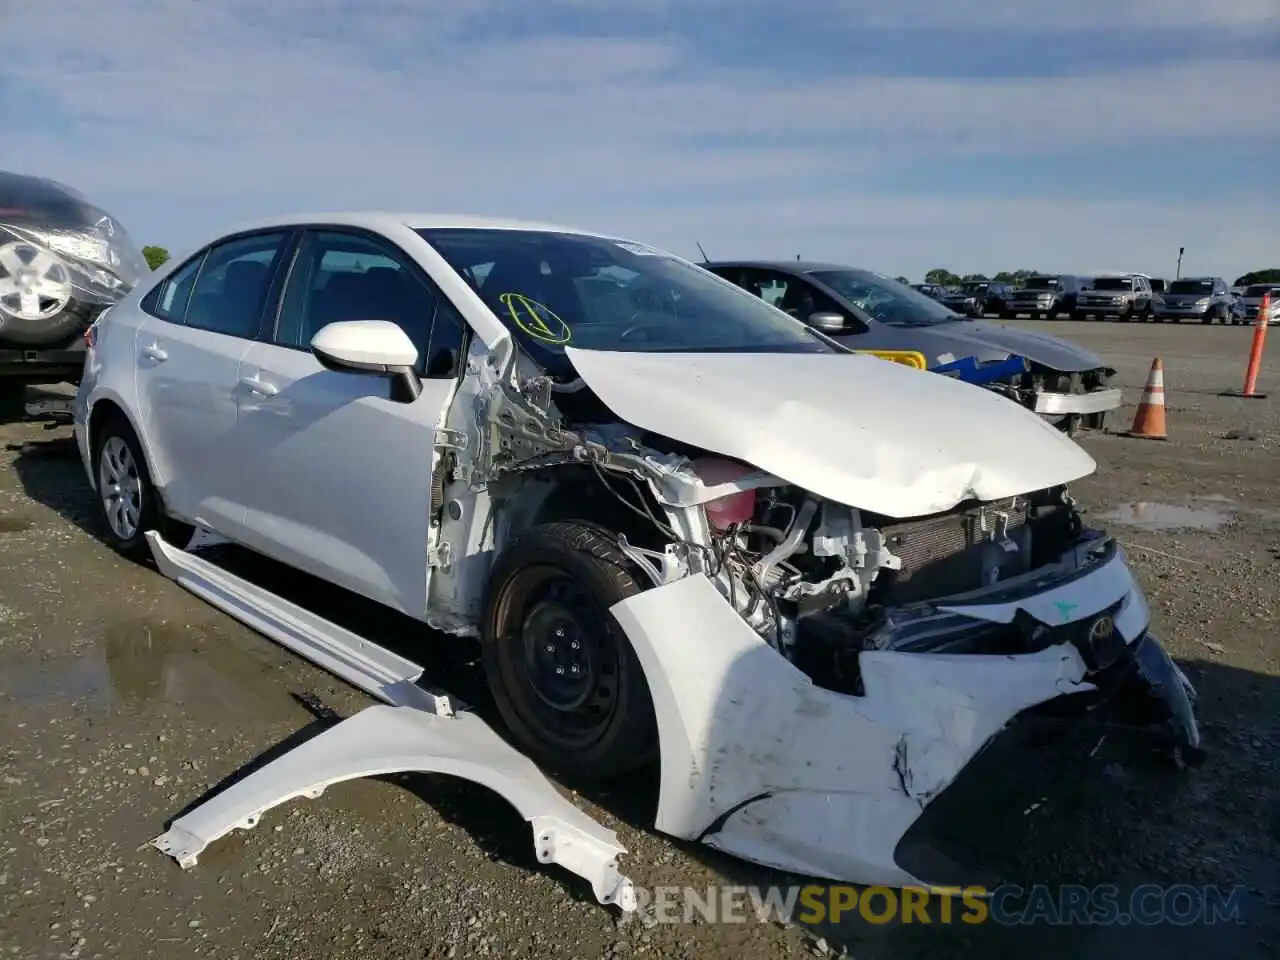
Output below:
[72,214,1200,898]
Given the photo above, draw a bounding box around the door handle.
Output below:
[142,343,168,362]
[238,375,278,397]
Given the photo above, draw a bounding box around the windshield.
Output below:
[810,269,964,326]
[1021,276,1061,290]
[1092,277,1134,291]
[1244,284,1279,297]
[1169,279,1213,294]
[959,282,988,293]
[416,229,836,375]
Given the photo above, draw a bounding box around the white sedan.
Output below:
[72,212,1199,893]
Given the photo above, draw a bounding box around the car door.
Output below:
[231,227,469,619]
[133,229,293,533]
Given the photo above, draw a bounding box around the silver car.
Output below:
[1153,277,1235,323]
[1235,283,1280,325]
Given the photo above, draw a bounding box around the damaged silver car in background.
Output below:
[74,214,1202,901]
[0,170,148,417]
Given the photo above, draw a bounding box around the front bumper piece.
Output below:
[1033,387,1123,416]
[1008,299,1057,313]
[608,540,1197,889]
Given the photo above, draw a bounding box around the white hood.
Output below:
[563,348,1096,518]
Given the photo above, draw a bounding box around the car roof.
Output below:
[209,211,621,241]
[702,259,855,274]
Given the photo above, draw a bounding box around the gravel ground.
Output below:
[0,319,1277,959]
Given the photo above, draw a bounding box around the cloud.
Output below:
[2,0,1277,278]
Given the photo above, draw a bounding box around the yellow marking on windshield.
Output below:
[499,292,573,345]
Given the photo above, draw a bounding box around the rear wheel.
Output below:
[91,414,193,560]
[480,521,658,781]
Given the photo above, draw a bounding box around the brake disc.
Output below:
[0,240,74,322]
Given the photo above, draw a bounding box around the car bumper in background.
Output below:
[1034,387,1123,416]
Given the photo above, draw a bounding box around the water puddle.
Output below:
[1098,500,1232,532]
[0,617,296,717]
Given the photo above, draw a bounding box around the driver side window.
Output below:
[742,269,852,329]
[274,230,466,378]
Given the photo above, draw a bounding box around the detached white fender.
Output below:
[144,531,636,911]
[607,559,1150,887]
[152,704,636,910]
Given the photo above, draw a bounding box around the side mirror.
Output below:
[807,311,847,332]
[311,320,422,402]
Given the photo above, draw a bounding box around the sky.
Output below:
[3,0,1278,282]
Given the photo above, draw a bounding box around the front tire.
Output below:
[480,521,658,781]
[91,414,193,560]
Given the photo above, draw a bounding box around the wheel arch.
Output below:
[85,394,170,501]
[523,464,674,553]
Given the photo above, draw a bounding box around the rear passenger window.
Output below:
[142,252,206,323]
[184,232,288,339]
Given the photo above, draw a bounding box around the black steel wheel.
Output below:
[481,521,658,780]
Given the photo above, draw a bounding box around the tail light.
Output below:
[84,308,109,348]
[691,457,757,530]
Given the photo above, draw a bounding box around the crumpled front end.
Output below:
[608,528,1197,888]
[430,345,1196,888]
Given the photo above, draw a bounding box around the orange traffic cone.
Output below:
[1125,357,1167,440]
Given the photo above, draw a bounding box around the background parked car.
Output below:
[940,280,1011,317]
[1001,275,1091,319]
[910,282,947,301]
[0,170,148,416]
[1074,274,1153,321]
[703,260,1121,434]
[1153,276,1235,324]
[1236,283,1280,325]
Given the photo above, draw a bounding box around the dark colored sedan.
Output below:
[703,260,1121,434]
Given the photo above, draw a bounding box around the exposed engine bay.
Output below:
[428,357,1110,698]
[679,467,1096,694]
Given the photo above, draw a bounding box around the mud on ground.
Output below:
[0,320,1277,959]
